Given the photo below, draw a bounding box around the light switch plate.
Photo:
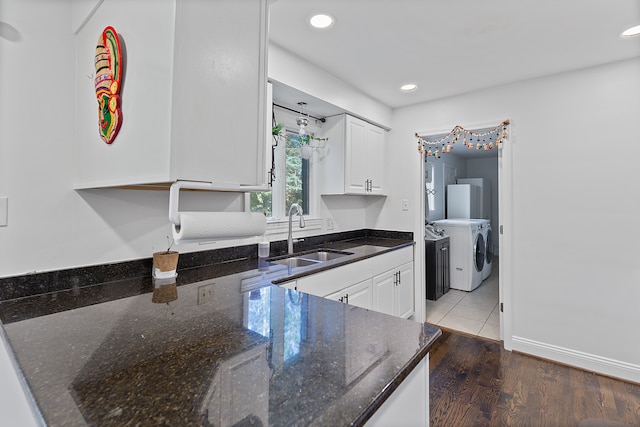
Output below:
[0,197,7,227]
[401,199,409,211]
[326,218,335,230]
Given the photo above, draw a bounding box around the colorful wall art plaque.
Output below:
[94,26,123,144]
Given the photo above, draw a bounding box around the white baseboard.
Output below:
[512,336,640,384]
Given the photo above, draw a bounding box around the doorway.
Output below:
[418,120,511,345]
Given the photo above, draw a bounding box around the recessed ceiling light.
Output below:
[621,25,640,37]
[400,84,418,92]
[309,14,334,29]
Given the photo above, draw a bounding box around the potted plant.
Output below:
[299,134,328,159]
[273,118,328,159]
[152,236,179,277]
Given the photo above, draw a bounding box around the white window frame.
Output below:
[247,105,324,232]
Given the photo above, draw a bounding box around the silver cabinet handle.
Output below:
[365,179,372,192]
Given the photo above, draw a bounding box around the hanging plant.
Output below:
[298,134,329,146]
[272,123,284,136]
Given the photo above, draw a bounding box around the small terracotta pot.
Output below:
[153,251,179,272]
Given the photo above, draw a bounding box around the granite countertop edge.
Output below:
[269,240,416,284]
[354,326,442,426]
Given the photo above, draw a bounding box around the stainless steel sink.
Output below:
[299,250,354,262]
[273,257,322,268]
[269,249,354,267]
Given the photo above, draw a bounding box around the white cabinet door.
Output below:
[345,116,369,193]
[171,0,268,187]
[366,124,386,195]
[321,114,387,195]
[372,270,396,316]
[396,262,415,319]
[326,279,373,310]
[372,261,415,319]
[346,279,373,309]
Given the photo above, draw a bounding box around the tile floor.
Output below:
[426,257,500,341]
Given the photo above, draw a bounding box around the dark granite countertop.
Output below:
[0,230,441,426]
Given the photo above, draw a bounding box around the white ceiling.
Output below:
[269,0,640,159]
[270,0,640,108]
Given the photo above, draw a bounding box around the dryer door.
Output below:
[474,233,485,272]
[485,228,493,264]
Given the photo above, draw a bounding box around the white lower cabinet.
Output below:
[372,261,414,319]
[366,353,429,426]
[292,246,414,319]
[326,278,373,309]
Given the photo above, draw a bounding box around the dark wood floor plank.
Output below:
[428,327,640,427]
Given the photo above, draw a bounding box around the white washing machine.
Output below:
[433,219,485,291]
[479,220,493,280]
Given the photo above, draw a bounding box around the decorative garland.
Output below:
[415,120,510,158]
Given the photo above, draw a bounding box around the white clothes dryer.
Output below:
[479,220,493,280]
[433,219,485,291]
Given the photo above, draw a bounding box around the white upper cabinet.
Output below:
[320,114,387,195]
[74,0,269,189]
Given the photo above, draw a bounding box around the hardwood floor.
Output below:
[429,328,640,426]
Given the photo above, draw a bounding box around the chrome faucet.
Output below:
[288,203,305,254]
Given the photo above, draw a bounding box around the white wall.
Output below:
[383,57,640,382]
[268,43,392,129]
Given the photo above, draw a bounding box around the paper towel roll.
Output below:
[172,212,267,243]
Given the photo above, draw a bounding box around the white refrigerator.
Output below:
[457,178,491,219]
[447,184,480,219]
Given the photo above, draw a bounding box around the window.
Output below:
[250,106,318,220]
[282,132,309,213]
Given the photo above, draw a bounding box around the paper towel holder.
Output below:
[169,180,266,226]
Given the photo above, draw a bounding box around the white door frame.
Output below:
[416,120,513,350]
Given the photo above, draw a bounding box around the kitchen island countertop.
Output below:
[0,233,440,426]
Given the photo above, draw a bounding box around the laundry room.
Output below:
[421,125,501,340]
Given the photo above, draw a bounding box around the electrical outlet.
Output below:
[401,199,409,211]
[326,218,335,230]
[197,283,215,305]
